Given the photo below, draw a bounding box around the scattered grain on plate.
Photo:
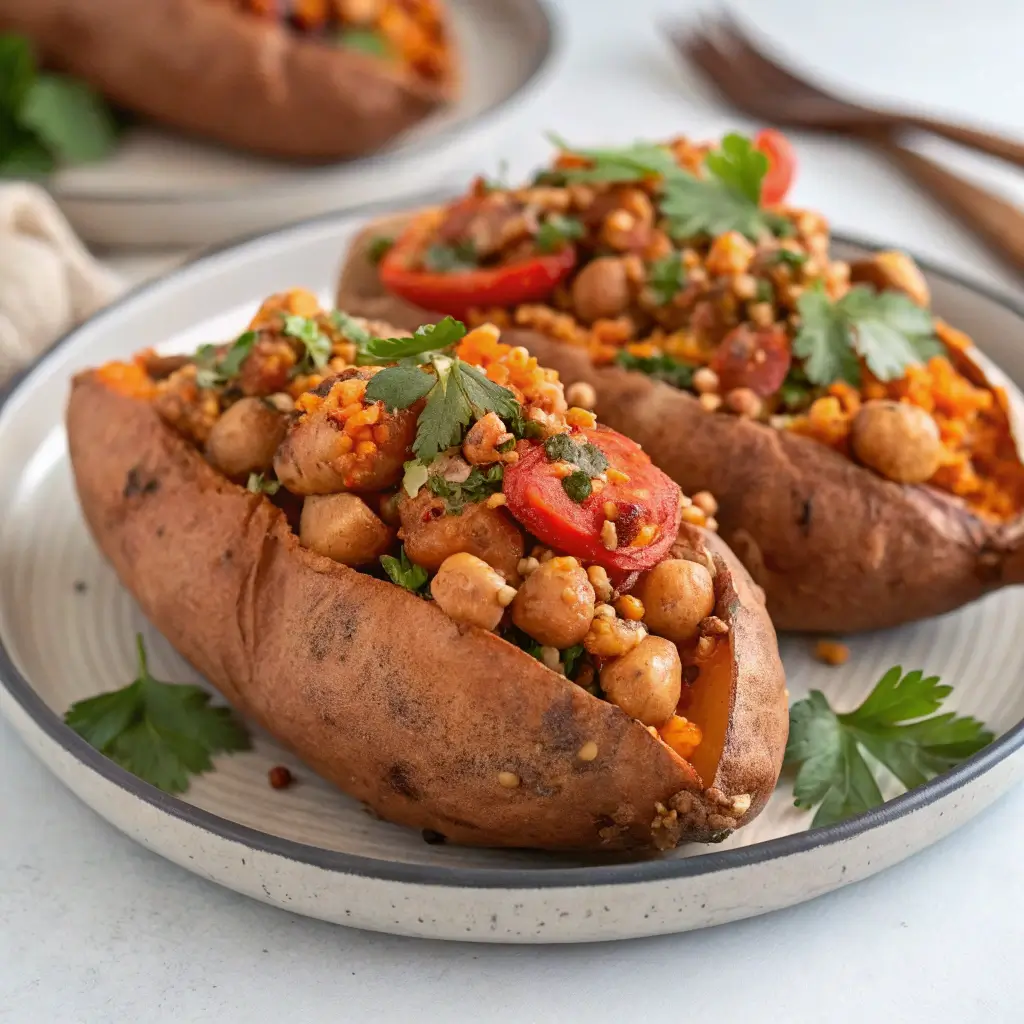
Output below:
[814,640,850,666]
[268,765,295,790]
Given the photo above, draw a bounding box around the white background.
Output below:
[4,0,1024,1020]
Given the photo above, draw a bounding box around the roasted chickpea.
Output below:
[600,636,682,727]
[462,412,512,465]
[204,397,287,479]
[637,558,716,644]
[583,615,645,658]
[299,493,394,566]
[850,400,942,484]
[849,251,930,308]
[510,556,595,648]
[430,553,515,632]
[570,257,631,324]
[399,488,524,579]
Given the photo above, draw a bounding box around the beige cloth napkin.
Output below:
[0,182,123,385]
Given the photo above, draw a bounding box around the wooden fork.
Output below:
[669,16,1024,275]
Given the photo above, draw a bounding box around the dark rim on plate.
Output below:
[48,0,559,206]
[1,208,1023,891]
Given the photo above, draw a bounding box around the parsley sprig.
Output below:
[793,284,942,387]
[283,315,332,375]
[428,464,504,514]
[543,433,609,503]
[194,331,257,389]
[536,214,585,253]
[615,350,695,390]
[646,252,686,306]
[380,546,429,594]
[785,666,993,828]
[64,635,250,794]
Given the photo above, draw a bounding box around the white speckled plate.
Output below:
[1,207,1023,943]
[46,0,558,248]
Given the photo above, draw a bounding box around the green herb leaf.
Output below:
[0,34,35,114]
[246,472,281,496]
[457,361,520,422]
[284,315,332,374]
[548,134,680,183]
[777,366,816,411]
[768,248,808,269]
[543,432,609,477]
[562,644,585,678]
[413,357,474,461]
[422,240,478,273]
[536,214,585,254]
[614,350,695,390]
[428,464,504,514]
[754,279,774,304]
[562,470,592,503]
[0,130,53,175]
[330,310,373,349]
[218,330,258,378]
[358,317,467,366]
[20,75,118,163]
[402,459,430,497]
[365,364,436,411]
[785,666,994,828]
[646,252,686,306]
[335,28,392,58]
[367,235,395,264]
[793,283,941,387]
[64,635,250,794]
[380,547,429,594]
[703,132,769,205]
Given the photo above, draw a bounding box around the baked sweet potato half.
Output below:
[335,132,1024,632]
[0,0,457,160]
[65,290,787,851]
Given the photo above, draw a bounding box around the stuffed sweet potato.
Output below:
[66,289,787,851]
[335,132,1024,633]
[0,0,457,160]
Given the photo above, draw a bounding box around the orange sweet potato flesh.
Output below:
[0,0,452,161]
[66,374,787,850]
[337,213,1024,633]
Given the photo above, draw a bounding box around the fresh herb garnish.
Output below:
[330,309,373,349]
[703,132,769,204]
[754,278,774,304]
[536,214,585,254]
[785,666,993,828]
[549,134,680,183]
[422,240,478,273]
[335,28,392,58]
[768,248,808,269]
[504,627,588,679]
[562,470,593,503]
[358,316,466,366]
[428,464,504,514]
[367,235,395,264]
[793,283,942,387]
[247,472,281,496]
[615,350,695,390]
[0,34,119,174]
[284,315,332,375]
[380,547,429,594]
[562,644,586,679]
[64,635,250,794]
[193,331,258,388]
[647,252,686,306]
[777,365,816,411]
[543,432,609,477]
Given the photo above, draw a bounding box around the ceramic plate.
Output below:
[47,0,558,249]
[1,208,1023,943]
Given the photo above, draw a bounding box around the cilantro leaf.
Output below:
[218,330,258,378]
[615,350,695,390]
[703,132,769,205]
[785,666,993,828]
[536,214,585,253]
[548,134,680,183]
[768,248,808,269]
[777,366,816,411]
[422,240,477,273]
[380,546,429,594]
[0,34,34,114]
[335,27,392,58]
[365,365,435,411]
[284,315,332,374]
[428,464,504,514]
[793,285,862,387]
[330,310,373,348]
[413,357,474,461]
[562,645,585,678]
[247,472,281,496]
[543,433,609,479]
[660,171,773,242]
[64,635,250,794]
[562,470,592,503]
[193,331,257,388]
[457,361,520,423]
[20,75,118,163]
[358,317,467,365]
[647,252,686,306]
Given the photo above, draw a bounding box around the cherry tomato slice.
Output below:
[503,426,681,576]
[710,324,792,397]
[379,209,577,318]
[755,129,797,205]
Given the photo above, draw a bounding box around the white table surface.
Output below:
[5,0,1024,1020]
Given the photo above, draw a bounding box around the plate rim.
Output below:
[2,209,1024,891]
[47,0,560,206]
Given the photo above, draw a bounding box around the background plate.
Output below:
[1,210,1023,942]
[46,0,558,249]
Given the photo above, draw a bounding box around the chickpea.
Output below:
[299,493,394,566]
[204,397,286,479]
[692,367,720,395]
[850,400,942,484]
[511,556,595,648]
[462,412,512,465]
[571,257,631,324]
[583,615,645,658]
[565,381,597,411]
[600,637,682,727]
[849,251,930,308]
[724,387,763,419]
[398,488,524,580]
[430,553,512,632]
[637,559,716,644]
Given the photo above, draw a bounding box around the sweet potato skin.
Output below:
[0,0,450,160]
[337,213,1024,633]
[66,375,787,849]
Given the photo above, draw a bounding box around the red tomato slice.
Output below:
[710,324,792,397]
[503,426,681,576]
[379,209,577,318]
[755,129,797,205]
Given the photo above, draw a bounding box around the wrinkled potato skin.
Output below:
[0,0,453,162]
[338,214,1024,633]
[67,375,787,848]
[399,488,524,580]
[205,397,287,479]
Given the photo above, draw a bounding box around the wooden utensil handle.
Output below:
[864,132,1024,275]
[907,117,1024,171]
